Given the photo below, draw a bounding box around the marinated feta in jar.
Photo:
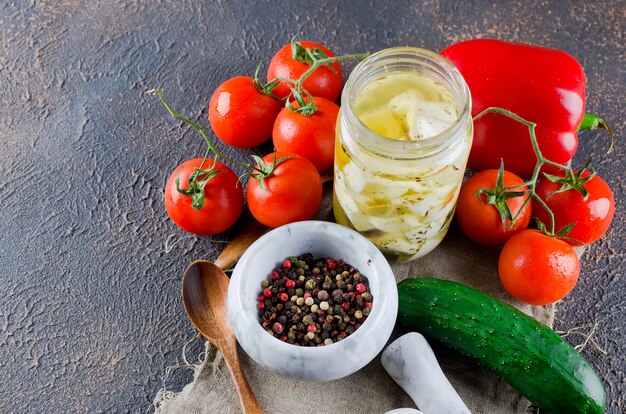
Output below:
[333,47,472,261]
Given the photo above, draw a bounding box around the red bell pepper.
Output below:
[441,39,612,177]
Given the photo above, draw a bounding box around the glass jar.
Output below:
[333,47,472,261]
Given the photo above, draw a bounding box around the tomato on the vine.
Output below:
[246,153,322,228]
[498,230,579,305]
[455,169,532,245]
[165,158,243,235]
[208,76,281,148]
[534,171,614,245]
[272,96,339,172]
[267,40,342,101]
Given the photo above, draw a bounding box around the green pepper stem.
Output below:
[577,113,614,154]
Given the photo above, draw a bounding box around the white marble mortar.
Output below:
[228,220,398,382]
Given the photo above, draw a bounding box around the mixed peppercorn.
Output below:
[257,254,373,346]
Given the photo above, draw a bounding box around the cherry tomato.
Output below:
[208,76,281,148]
[246,153,322,228]
[498,230,579,305]
[164,158,243,235]
[267,41,342,101]
[534,172,614,245]
[455,169,532,245]
[272,97,339,172]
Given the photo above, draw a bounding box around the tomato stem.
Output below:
[147,88,254,166]
[146,88,269,208]
[148,89,220,155]
[274,38,368,116]
[475,160,529,231]
[473,107,590,237]
[249,153,294,191]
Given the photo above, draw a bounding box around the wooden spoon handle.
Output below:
[213,172,333,272]
[214,221,269,271]
[219,337,264,414]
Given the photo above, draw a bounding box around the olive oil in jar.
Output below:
[352,73,458,141]
[333,48,472,261]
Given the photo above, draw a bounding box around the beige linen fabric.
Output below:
[154,189,569,414]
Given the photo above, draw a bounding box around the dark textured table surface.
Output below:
[1,1,624,413]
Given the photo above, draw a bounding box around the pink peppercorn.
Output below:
[271,271,279,281]
[263,288,272,298]
[257,302,265,311]
[282,259,292,269]
[273,322,284,334]
[363,302,372,309]
[307,323,316,332]
[326,259,336,269]
[286,280,296,289]
[303,292,312,299]
[356,283,366,293]
[341,302,350,310]
[279,293,289,302]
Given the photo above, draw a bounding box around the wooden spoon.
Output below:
[182,233,265,413]
[180,172,333,413]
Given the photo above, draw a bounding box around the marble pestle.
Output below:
[382,332,471,414]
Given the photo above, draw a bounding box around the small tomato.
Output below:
[534,172,614,245]
[272,96,339,172]
[498,230,579,305]
[164,158,243,235]
[246,153,323,228]
[208,76,281,148]
[267,40,342,101]
[455,169,532,245]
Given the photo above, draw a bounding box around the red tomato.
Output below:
[272,97,339,172]
[267,41,342,101]
[246,153,322,228]
[455,170,532,245]
[534,172,614,245]
[165,158,243,235]
[498,230,580,305]
[208,76,281,148]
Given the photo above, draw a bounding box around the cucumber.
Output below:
[397,277,605,414]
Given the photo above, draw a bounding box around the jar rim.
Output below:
[341,46,471,160]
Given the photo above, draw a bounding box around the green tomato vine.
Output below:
[147,38,368,209]
[473,107,599,239]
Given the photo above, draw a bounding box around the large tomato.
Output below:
[272,96,339,172]
[455,169,532,245]
[498,230,579,305]
[246,153,322,228]
[165,158,243,235]
[208,76,281,148]
[534,172,614,245]
[267,41,342,101]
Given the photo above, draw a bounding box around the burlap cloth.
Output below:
[154,187,577,414]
